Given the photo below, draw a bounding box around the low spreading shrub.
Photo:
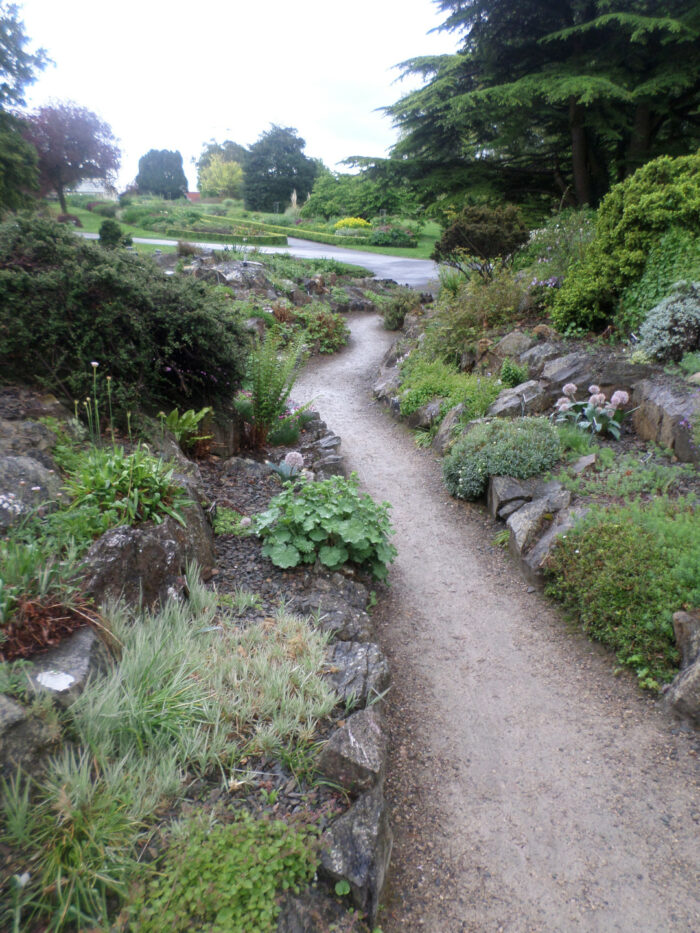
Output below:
[442,417,561,500]
[399,357,500,421]
[128,811,318,932]
[369,226,417,247]
[253,474,397,581]
[545,497,700,687]
[293,306,349,354]
[638,281,700,362]
[0,216,248,419]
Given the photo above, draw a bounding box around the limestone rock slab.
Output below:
[325,642,390,709]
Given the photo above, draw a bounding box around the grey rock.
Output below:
[140,421,202,480]
[687,372,700,386]
[499,499,527,519]
[292,575,372,642]
[28,627,110,708]
[373,369,402,403]
[406,398,443,430]
[494,330,536,359]
[0,386,70,423]
[291,287,312,307]
[313,454,346,479]
[488,475,538,520]
[519,507,587,586]
[0,693,58,779]
[316,434,342,453]
[673,610,700,669]
[325,642,390,709]
[570,453,597,475]
[632,380,700,463]
[0,418,58,469]
[320,783,393,924]
[0,455,62,532]
[459,349,477,372]
[665,661,700,724]
[222,456,276,481]
[318,708,386,794]
[487,380,549,418]
[540,352,596,396]
[431,403,465,456]
[277,888,348,932]
[507,485,572,556]
[81,492,216,608]
[518,342,563,376]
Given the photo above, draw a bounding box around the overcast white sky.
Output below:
[17,0,457,190]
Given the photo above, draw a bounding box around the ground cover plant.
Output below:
[442,418,562,501]
[545,496,699,689]
[1,570,338,930]
[254,474,397,581]
[398,355,500,423]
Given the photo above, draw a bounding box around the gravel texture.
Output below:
[293,313,700,933]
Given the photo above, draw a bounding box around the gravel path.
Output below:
[293,313,700,932]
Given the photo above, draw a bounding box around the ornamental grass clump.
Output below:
[442,417,561,501]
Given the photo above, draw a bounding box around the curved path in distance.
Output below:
[293,312,699,932]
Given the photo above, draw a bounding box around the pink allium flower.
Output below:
[610,390,629,408]
[588,384,600,395]
[556,399,571,412]
[284,451,304,470]
[562,383,577,397]
[589,393,606,407]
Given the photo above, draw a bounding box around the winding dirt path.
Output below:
[295,314,699,932]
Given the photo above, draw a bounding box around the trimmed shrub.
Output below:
[443,417,561,500]
[56,213,82,227]
[639,281,700,362]
[432,203,528,277]
[98,218,123,248]
[553,152,700,332]
[0,216,248,418]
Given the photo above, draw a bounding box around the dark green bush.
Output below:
[91,201,117,218]
[98,218,124,248]
[0,216,248,418]
[500,358,529,388]
[442,417,561,500]
[432,203,528,277]
[369,226,417,247]
[552,153,700,332]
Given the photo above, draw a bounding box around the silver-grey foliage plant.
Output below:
[639,281,700,362]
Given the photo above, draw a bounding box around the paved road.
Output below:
[81,232,439,289]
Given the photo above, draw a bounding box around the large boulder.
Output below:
[319,783,393,925]
[431,403,465,456]
[80,487,215,608]
[406,398,443,430]
[518,342,564,377]
[292,574,372,642]
[507,483,571,556]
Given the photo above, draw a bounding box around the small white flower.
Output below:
[240,517,252,528]
[31,486,41,491]
[588,384,600,395]
[91,361,99,368]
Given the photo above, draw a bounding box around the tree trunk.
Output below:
[625,103,652,176]
[57,184,67,214]
[569,97,591,206]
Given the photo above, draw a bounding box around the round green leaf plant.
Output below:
[253,474,397,581]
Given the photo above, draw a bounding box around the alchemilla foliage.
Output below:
[254,474,397,581]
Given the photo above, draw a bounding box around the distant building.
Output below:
[185,191,201,203]
[69,178,118,200]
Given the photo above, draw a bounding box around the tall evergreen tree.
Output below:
[243,126,317,212]
[136,149,188,199]
[386,0,700,209]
